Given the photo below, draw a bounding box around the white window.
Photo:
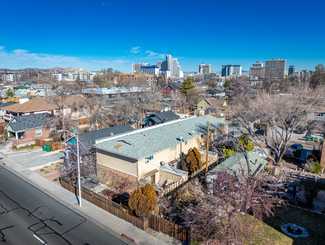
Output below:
[185,140,191,145]
[36,129,42,137]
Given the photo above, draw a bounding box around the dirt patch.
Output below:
[34,161,62,185]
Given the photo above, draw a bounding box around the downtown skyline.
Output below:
[1,0,324,72]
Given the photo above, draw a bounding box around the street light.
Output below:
[59,130,82,207]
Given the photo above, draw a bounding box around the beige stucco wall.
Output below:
[138,136,202,184]
[96,149,138,178]
[197,100,209,110]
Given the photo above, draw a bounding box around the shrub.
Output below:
[311,161,322,174]
[128,183,157,217]
[185,147,202,173]
[304,160,323,174]
[223,149,236,158]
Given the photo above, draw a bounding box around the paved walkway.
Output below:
[1,155,167,245]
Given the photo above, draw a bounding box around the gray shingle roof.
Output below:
[6,113,53,132]
[147,111,180,124]
[78,124,135,146]
[208,152,267,177]
[94,115,226,160]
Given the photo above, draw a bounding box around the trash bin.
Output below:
[46,145,51,152]
[42,145,47,151]
[306,136,309,141]
[311,136,314,142]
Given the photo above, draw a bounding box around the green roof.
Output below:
[209,152,267,176]
[94,115,226,160]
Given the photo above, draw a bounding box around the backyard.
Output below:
[264,205,325,245]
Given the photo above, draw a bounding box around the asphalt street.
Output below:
[0,166,126,245]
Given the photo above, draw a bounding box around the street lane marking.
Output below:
[33,234,47,244]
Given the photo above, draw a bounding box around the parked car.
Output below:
[228,131,243,138]
[284,144,303,157]
[294,127,305,134]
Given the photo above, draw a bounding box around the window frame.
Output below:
[35,129,42,137]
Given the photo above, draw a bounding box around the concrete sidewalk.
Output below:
[1,156,167,245]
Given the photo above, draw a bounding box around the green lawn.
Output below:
[264,205,325,245]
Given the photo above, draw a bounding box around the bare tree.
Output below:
[184,170,285,245]
[229,85,325,165]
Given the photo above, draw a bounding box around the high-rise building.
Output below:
[157,55,183,79]
[249,61,265,78]
[141,65,160,76]
[221,65,242,76]
[199,64,211,74]
[288,65,295,76]
[132,62,149,74]
[264,59,286,79]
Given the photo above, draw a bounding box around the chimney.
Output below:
[110,132,114,136]
[95,120,99,130]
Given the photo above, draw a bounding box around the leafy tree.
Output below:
[128,183,157,217]
[224,79,230,88]
[185,147,202,173]
[6,87,14,98]
[180,77,195,94]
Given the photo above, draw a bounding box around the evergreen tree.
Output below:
[6,87,15,98]
[224,79,231,88]
[180,77,195,94]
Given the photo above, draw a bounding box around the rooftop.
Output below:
[94,115,226,160]
[2,95,87,113]
[6,113,53,132]
[146,111,180,124]
[76,124,135,147]
[208,152,267,177]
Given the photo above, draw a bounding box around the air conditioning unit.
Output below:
[161,161,166,166]
[145,157,149,163]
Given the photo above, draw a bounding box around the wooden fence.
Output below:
[149,215,190,244]
[60,177,190,244]
[164,159,221,197]
[35,139,66,151]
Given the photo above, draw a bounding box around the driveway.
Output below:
[1,148,64,169]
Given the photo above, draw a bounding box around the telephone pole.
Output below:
[206,121,210,172]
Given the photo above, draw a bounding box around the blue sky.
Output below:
[0,0,324,72]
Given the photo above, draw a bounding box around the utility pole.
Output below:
[206,121,210,172]
[265,87,272,136]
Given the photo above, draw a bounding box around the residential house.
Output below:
[1,95,89,122]
[14,86,30,94]
[5,113,55,147]
[197,98,228,119]
[83,87,150,103]
[69,124,135,149]
[206,89,226,98]
[94,115,227,186]
[0,102,18,118]
[145,111,180,126]
[162,84,180,98]
[207,152,267,181]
